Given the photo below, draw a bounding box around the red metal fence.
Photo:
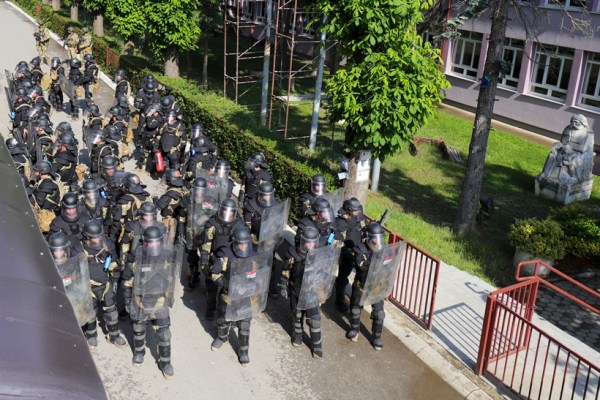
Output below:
[380,225,441,330]
[476,260,600,399]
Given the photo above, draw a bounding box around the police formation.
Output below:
[5,41,403,379]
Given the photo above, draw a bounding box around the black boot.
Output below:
[187,268,200,289]
[158,345,174,378]
[237,320,250,366]
[308,317,323,359]
[371,310,385,351]
[211,320,229,351]
[83,320,98,349]
[106,320,127,348]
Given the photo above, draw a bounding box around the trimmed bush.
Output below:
[549,203,600,259]
[508,218,567,261]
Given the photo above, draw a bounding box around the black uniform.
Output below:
[48,64,65,109]
[78,61,98,99]
[111,188,150,240]
[154,121,185,171]
[68,64,83,117]
[49,207,91,242]
[334,211,367,308]
[33,175,60,212]
[156,185,188,244]
[243,197,280,238]
[51,147,78,185]
[243,168,272,205]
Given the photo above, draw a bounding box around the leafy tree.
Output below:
[313,0,449,204]
[144,0,202,77]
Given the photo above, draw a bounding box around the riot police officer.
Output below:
[154,109,185,171]
[184,177,212,289]
[79,54,98,100]
[240,152,272,208]
[67,58,83,118]
[111,173,150,241]
[28,85,51,116]
[282,226,323,357]
[160,95,182,120]
[184,136,216,179]
[346,223,387,350]
[156,169,189,245]
[72,219,127,349]
[48,57,65,110]
[49,192,91,241]
[199,198,245,320]
[85,103,104,130]
[189,122,218,154]
[135,103,164,171]
[243,182,278,238]
[114,69,130,100]
[32,160,61,213]
[29,57,44,87]
[88,129,116,175]
[209,226,255,365]
[80,179,110,228]
[334,197,367,312]
[6,137,31,178]
[123,226,176,378]
[295,197,341,248]
[51,131,78,188]
[299,174,327,217]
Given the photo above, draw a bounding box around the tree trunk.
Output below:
[454,0,509,237]
[343,150,371,207]
[164,46,180,78]
[52,0,61,11]
[202,37,209,85]
[93,12,104,37]
[70,3,78,21]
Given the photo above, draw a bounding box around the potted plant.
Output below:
[508,218,567,277]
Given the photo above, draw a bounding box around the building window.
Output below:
[451,31,483,79]
[580,52,600,109]
[241,1,254,20]
[255,0,266,23]
[546,0,586,9]
[499,38,524,89]
[530,45,574,101]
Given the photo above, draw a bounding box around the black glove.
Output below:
[278,278,289,300]
[210,259,223,274]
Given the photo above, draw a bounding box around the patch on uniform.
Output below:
[383,256,393,265]
[202,201,214,210]
[207,182,217,188]
[63,276,73,287]
[245,271,257,279]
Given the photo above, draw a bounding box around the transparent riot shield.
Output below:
[83,126,96,150]
[59,75,77,101]
[297,245,341,310]
[359,241,405,306]
[258,198,290,253]
[129,245,183,322]
[55,253,95,326]
[225,252,272,322]
[196,168,228,205]
[4,69,16,112]
[185,199,215,251]
[321,188,344,216]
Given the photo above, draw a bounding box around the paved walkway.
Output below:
[6,2,600,399]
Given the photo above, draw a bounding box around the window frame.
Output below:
[579,52,600,110]
[450,31,483,80]
[529,44,574,101]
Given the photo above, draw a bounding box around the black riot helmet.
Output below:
[311,174,326,196]
[142,225,164,257]
[299,226,319,254]
[58,131,77,151]
[108,105,121,118]
[138,201,157,222]
[191,123,205,139]
[192,136,209,153]
[16,87,28,97]
[103,125,121,141]
[125,173,144,194]
[365,222,386,252]
[340,197,363,220]
[56,121,72,135]
[161,95,174,109]
[83,53,95,64]
[81,179,99,206]
[51,57,61,69]
[232,226,252,258]
[191,177,207,204]
[144,81,157,95]
[89,128,106,145]
[60,192,80,222]
[17,60,28,69]
[6,137,19,151]
[214,160,230,179]
[117,95,129,108]
[247,152,268,169]
[165,109,178,125]
[218,198,237,224]
[82,219,104,250]
[312,198,334,224]
[32,160,52,175]
[28,85,43,98]
[101,155,118,175]
[165,169,184,187]
[70,58,81,69]
[114,69,127,82]
[257,182,275,208]
[30,56,41,68]
[48,232,71,264]
[87,103,101,117]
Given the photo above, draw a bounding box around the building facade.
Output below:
[442,0,600,141]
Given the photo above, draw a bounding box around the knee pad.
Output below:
[307,317,321,330]
[371,309,385,323]
[237,320,251,332]
[133,320,147,334]
[156,326,172,343]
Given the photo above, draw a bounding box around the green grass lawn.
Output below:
[365,110,600,286]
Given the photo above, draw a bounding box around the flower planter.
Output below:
[513,248,553,278]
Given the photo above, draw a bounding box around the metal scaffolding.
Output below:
[223,0,269,109]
